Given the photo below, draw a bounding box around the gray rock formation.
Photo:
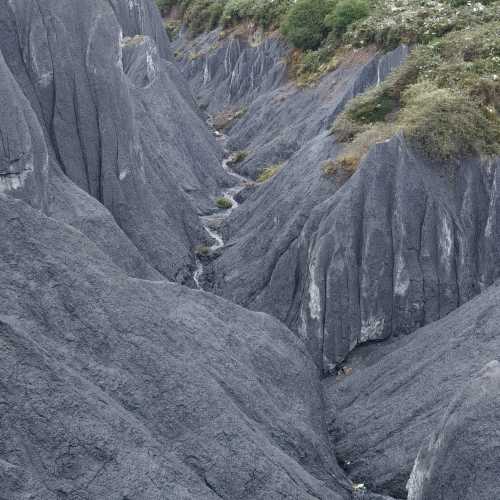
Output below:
[407,360,500,500]
[0,193,352,499]
[0,0,233,283]
[209,131,500,371]
[177,31,408,179]
[2,1,500,498]
[323,280,500,497]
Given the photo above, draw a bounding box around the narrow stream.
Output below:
[193,135,251,289]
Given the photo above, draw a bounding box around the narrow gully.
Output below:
[193,133,251,289]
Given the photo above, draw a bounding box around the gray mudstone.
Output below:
[0,193,352,499]
[407,360,500,500]
[0,0,234,283]
[323,281,500,497]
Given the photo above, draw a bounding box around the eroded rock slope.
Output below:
[0,194,351,499]
[177,28,500,372]
[323,279,500,497]
[0,0,234,282]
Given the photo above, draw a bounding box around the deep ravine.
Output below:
[193,129,252,289]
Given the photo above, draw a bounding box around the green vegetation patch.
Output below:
[216,197,234,209]
[212,106,248,131]
[194,244,211,256]
[257,163,284,183]
[331,20,500,166]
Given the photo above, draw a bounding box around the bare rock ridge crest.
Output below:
[1,0,499,499]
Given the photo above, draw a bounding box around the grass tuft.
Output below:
[257,163,283,182]
[216,197,233,209]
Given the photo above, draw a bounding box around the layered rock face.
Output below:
[0,2,358,498]
[0,0,233,283]
[2,1,500,498]
[176,30,408,179]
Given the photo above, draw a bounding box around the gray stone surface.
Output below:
[0,193,351,499]
[0,0,233,283]
[323,280,500,497]
[2,2,500,499]
[209,133,500,372]
[407,360,500,500]
[177,31,408,179]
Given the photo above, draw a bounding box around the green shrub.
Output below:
[325,0,369,36]
[343,0,500,49]
[216,197,234,209]
[281,0,332,50]
[185,0,226,35]
[232,150,248,163]
[195,245,211,256]
[399,83,500,159]
[257,163,283,182]
[334,123,397,170]
[156,0,178,16]
[222,0,292,29]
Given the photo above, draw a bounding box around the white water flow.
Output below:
[193,138,251,289]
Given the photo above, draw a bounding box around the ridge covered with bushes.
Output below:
[161,0,500,163]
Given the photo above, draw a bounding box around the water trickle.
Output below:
[193,134,251,290]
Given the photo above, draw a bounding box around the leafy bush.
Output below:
[216,197,233,209]
[399,83,500,159]
[184,0,226,35]
[220,0,292,29]
[334,123,396,169]
[333,21,500,163]
[343,0,500,49]
[195,245,211,256]
[325,0,369,35]
[156,0,178,16]
[281,0,332,50]
[291,46,341,86]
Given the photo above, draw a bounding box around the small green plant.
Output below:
[213,106,248,130]
[216,197,233,209]
[257,163,283,182]
[321,159,338,176]
[195,245,211,256]
[222,0,292,29]
[399,83,500,159]
[332,21,500,163]
[232,150,248,163]
[165,19,182,39]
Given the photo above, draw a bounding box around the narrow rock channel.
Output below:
[193,130,251,289]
